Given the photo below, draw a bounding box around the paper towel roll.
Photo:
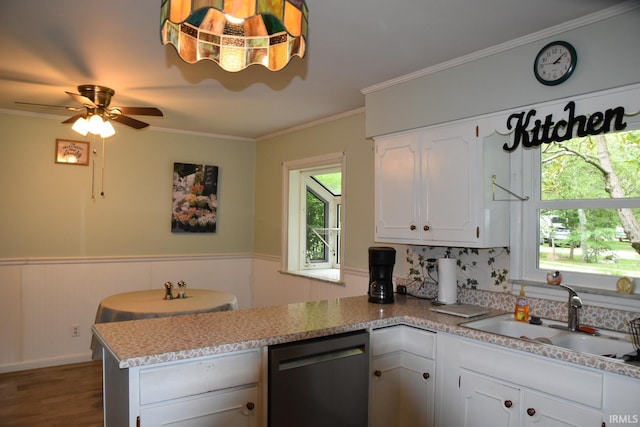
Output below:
[437,257,458,304]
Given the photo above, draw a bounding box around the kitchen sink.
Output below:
[551,332,635,357]
[462,313,637,359]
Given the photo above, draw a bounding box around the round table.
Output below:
[91,289,237,359]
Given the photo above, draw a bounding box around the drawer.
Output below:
[138,349,260,405]
[458,339,603,408]
[372,325,436,359]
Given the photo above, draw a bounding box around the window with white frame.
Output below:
[514,88,640,293]
[282,153,344,282]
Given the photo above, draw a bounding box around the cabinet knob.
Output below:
[422,372,430,380]
[374,370,382,377]
[423,225,430,231]
[246,402,255,411]
[504,400,513,408]
[527,408,536,417]
[410,225,416,231]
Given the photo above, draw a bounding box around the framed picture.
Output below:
[55,139,90,166]
[171,162,219,233]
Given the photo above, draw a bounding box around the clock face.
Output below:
[534,41,577,86]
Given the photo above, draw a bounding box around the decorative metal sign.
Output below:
[503,101,628,152]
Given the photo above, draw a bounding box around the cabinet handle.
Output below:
[410,225,416,231]
[246,402,255,411]
[374,370,382,377]
[423,225,430,231]
[527,408,536,417]
[504,400,513,408]
[422,372,430,380]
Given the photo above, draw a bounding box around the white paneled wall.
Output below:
[0,254,252,373]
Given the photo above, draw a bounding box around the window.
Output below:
[282,153,345,282]
[513,90,640,295]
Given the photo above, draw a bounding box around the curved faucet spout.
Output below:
[558,283,582,331]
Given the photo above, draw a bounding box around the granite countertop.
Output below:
[92,294,640,379]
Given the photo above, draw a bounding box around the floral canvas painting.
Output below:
[172,163,218,233]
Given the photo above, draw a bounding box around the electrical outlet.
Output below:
[71,324,80,337]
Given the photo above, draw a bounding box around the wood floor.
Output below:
[0,361,104,426]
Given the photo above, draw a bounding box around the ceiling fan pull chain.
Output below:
[100,137,106,198]
[91,146,97,201]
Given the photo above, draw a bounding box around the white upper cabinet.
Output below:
[374,120,510,247]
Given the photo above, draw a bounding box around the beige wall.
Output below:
[0,112,255,258]
[253,111,377,269]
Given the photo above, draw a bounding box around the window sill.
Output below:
[512,279,640,311]
[279,269,345,286]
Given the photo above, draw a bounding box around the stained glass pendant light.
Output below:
[160,0,308,72]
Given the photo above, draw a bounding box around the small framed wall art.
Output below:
[55,139,90,166]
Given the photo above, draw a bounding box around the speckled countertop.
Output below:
[92,294,640,379]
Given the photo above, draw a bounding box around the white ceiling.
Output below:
[0,0,629,140]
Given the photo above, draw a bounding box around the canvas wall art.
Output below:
[172,162,219,233]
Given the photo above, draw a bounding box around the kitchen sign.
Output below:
[502,101,628,152]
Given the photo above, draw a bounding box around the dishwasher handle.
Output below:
[278,345,366,371]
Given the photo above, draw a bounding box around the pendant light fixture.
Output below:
[160,0,308,72]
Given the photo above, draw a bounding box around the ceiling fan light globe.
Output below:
[100,120,116,138]
[88,114,105,135]
[72,116,89,136]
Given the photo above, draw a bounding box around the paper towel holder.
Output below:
[491,175,529,201]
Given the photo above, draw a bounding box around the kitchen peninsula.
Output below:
[93,295,640,426]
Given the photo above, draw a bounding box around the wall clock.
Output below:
[533,41,577,86]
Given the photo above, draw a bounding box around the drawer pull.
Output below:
[504,400,513,408]
[374,370,382,377]
[527,408,536,417]
[423,225,430,231]
[422,372,430,380]
[410,225,416,231]
[242,401,256,416]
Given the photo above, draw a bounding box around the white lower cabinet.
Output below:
[438,334,606,427]
[459,370,602,427]
[104,348,263,427]
[370,325,436,427]
[140,386,258,426]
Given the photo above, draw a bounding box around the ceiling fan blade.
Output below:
[61,113,84,124]
[110,106,163,117]
[15,101,82,112]
[111,114,149,129]
[65,91,97,108]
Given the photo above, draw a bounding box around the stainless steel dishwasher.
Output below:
[268,330,369,427]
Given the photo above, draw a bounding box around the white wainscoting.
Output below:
[0,254,252,373]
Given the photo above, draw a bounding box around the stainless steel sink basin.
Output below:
[462,314,637,359]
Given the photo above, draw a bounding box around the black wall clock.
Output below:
[533,41,577,86]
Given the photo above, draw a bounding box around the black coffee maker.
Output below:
[368,247,396,304]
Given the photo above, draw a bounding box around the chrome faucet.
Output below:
[558,284,582,331]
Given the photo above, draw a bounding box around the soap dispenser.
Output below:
[514,286,529,322]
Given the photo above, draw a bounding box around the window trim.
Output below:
[281,152,346,283]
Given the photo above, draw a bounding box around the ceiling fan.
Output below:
[16,84,163,131]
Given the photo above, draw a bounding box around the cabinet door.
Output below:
[459,371,519,427]
[371,352,435,427]
[374,131,422,242]
[521,391,602,427]
[140,386,258,427]
[422,123,478,244]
